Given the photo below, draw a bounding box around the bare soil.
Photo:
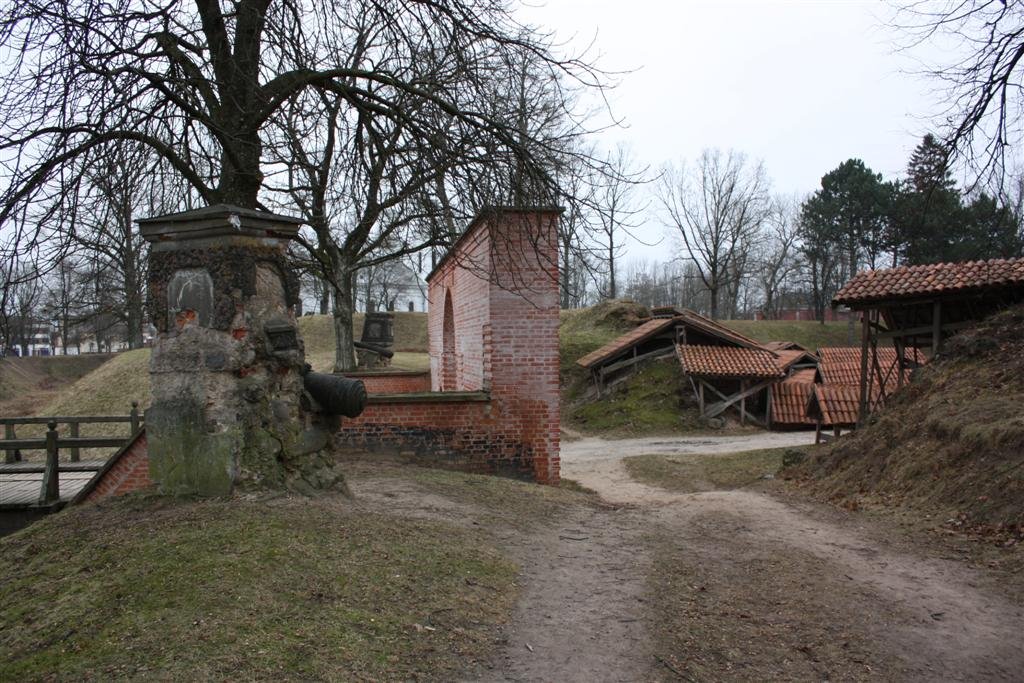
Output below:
[347,432,1022,681]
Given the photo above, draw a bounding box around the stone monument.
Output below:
[140,205,348,496]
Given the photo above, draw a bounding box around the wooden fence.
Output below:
[0,403,142,505]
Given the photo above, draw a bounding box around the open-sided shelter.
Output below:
[833,257,1024,423]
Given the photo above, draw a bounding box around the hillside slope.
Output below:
[0,354,113,414]
[795,305,1024,532]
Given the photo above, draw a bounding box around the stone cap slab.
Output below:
[139,204,304,244]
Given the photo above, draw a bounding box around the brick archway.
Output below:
[441,288,456,390]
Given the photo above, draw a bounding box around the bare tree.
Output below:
[754,199,801,319]
[891,1,1024,187]
[590,144,648,300]
[658,149,771,319]
[0,0,610,257]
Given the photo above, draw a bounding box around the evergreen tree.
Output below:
[891,134,964,264]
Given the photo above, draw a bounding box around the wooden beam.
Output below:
[932,300,943,354]
[703,378,776,418]
[857,310,871,426]
[598,346,675,378]
[876,319,974,340]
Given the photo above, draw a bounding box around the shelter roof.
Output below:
[764,340,813,354]
[833,257,1024,307]
[676,344,785,379]
[576,317,676,369]
[807,384,862,426]
[816,347,916,387]
[650,306,684,318]
[786,368,818,383]
[677,310,765,349]
[774,349,817,371]
[770,381,816,426]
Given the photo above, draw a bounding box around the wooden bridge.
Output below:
[0,404,141,511]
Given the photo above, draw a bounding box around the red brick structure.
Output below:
[79,430,153,502]
[338,208,562,484]
[343,370,431,394]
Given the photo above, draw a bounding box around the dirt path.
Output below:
[348,434,1022,681]
[560,436,1024,681]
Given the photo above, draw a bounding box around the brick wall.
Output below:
[83,430,152,501]
[339,208,561,484]
[337,396,535,478]
[343,371,431,394]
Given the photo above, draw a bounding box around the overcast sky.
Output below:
[518,0,944,260]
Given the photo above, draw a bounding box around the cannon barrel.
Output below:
[353,340,395,359]
[303,372,367,418]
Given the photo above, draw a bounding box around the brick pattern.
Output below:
[833,257,1024,306]
[342,371,431,394]
[341,209,561,484]
[676,344,785,379]
[84,431,152,501]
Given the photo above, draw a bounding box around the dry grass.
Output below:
[624,447,808,493]
[794,305,1024,533]
[0,489,517,681]
[0,355,113,414]
[298,311,429,356]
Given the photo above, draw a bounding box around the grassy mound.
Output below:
[0,493,515,681]
[568,359,698,436]
[794,305,1024,532]
[559,299,649,378]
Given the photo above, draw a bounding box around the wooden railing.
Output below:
[0,403,142,504]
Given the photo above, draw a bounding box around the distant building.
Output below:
[356,261,428,313]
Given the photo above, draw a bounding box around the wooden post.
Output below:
[896,336,905,389]
[4,423,15,464]
[932,300,943,355]
[39,421,60,504]
[815,421,822,444]
[69,421,80,462]
[739,380,747,425]
[857,310,871,426]
[698,382,705,415]
[130,401,141,432]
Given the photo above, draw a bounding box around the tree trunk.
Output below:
[331,265,357,372]
[709,285,719,320]
[319,285,330,315]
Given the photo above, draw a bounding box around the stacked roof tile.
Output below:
[808,384,862,426]
[787,368,818,383]
[770,379,817,426]
[676,344,785,379]
[817,346,916,387]
[833,257,1024,306]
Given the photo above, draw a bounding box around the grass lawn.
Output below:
[723,320,856,351]
[0,491,516,681]
[624,446,812,493]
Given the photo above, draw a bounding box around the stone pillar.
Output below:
[140,205,343,496]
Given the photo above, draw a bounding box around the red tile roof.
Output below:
[770,380,816,426]
[774,349,816,371]
[680,310,764,349]
[833,257,1024,306]
[764,340,813,354]
[808,384,862,426]
[786,368,818,383]
[576,318,676,369]
[676,344,785,379]
[817,347,918,388]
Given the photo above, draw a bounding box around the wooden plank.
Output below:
[0,437,126,451]
[598,346,675,378]
[932,300,943,353]
[0,415,133,425]
[876,319,974,339]
[0,462,106,474]
[40,424,59,504]
[704,378,775,418]
[70,422,80,462]
[857,310,871,426]
[3,423,16,464]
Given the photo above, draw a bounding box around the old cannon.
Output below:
[303,370,367,418]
